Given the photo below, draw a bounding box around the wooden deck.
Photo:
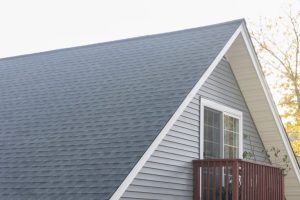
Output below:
[193,159,284,200]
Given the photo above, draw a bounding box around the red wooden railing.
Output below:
[193,159,284,200]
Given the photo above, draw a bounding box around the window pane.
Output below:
[213,112,220,127]
[224,131,239,146]
[207,110,213,126]
[233,118,239,132]
[204,126,212,141]
[204,107,221,159]
[213,128,220,143]
[204,142,220,158]
[223,114,240,158]
[224,115,229,131]
[224,145,239,158]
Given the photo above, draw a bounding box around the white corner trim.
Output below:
[239,23,300,182]
[109,25,243,200]
[200,98,243,159]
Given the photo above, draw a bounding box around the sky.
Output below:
[0,0,292,59]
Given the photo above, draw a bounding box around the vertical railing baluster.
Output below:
[253,164,255,199]
[279,168,282,200]
[245,162,247,200]
[266,166,268,200]
[249,163,251,200]
[243,162,246,200]
[207,162,210,200]
[256,165,261,199]
[280,168,283,200]
[247,163,250,200]
[282,169,284,200]
[268,165,270,200]
[277,169,281,200]
[274,168,276,200]
[213,161,216,200]
[255,164,258,200]
[253,163,255,200]
[262,165,264,199]
[278,168,280,200]
[264,166,267,200]
[250,162,253,200]
[271,167,274,200]
[259,165,263,200]
[248,163,251,200]
[277,168,280,200]
[271,168,276,199]
[273,169,279,200]
[244,162,246,200]
[219,161,222,200]
[232,160,239,200]
[225,161,229,200]
[202,161,206,200]
[241,161,244,200]
[276,168,279,200]
[272,167,274,200]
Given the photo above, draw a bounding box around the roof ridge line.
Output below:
[0,19,244,61]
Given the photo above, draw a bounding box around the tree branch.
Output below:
[288,13,300,80]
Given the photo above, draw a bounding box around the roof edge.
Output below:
[0,19,244,61]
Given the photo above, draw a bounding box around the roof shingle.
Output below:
[0,19,242,199]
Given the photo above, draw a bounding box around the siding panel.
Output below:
[120,59,268,199]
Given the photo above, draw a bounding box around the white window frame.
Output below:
[200,98,243,159]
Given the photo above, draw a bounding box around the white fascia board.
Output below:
[239,22,300,182]
[109,25,243,200]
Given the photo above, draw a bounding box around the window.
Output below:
[200,98,243,159]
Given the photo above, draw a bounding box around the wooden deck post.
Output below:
[232,160,239,200]
[193,161,200,200]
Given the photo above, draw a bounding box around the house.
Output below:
[0,19,299,199]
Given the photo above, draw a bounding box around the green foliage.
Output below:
[242,151,255,160]
[263,147,291,176]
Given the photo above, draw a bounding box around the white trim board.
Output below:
[109,24,243,200]
[109,21,300,200]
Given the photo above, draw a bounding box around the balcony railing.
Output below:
[193,159,284,200]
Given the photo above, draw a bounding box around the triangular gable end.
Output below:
[226,23,300,199]
[110,21,300,200]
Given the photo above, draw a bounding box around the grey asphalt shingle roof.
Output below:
[0,19,242,200]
